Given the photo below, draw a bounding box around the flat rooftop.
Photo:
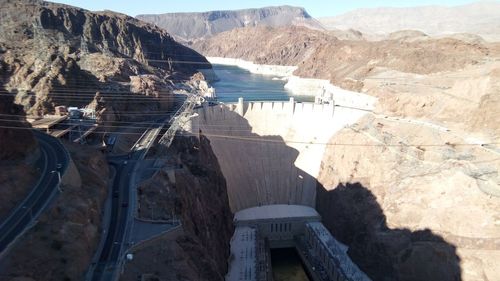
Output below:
[234,205,320,222]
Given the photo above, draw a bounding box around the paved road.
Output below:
[91,160,132,281]
[0,131,69,255]
[89,120,166,281]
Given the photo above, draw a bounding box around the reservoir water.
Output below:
[211,64,314,103]
[271,248,311,281]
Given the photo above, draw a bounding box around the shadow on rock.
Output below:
[316,182,461,281]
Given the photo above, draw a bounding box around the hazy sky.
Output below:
[49,0,484,18]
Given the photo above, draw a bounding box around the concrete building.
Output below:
[235,205,320,248]
[227,205,371,281]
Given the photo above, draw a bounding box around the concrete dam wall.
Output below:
[188,98,372,212]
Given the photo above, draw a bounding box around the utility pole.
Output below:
[51,170,62,192]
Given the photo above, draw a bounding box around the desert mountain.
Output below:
[319,1,500,41]
[136,5,324,43]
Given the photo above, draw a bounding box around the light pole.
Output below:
[51,170,62,192]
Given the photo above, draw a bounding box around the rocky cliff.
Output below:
[0,0,210,118]
[122,135,234,280]
[316,116,500,281]
[137,6,324,43]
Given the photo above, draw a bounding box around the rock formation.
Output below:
[0,0,210,119]
[137,6,324,43]
[0,84,39,221]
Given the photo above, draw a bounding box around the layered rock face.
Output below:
[137,6,324,43]
[0,0,210,118]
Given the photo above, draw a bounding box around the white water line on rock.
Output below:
[206,57,297,77]
[206,57,377,110]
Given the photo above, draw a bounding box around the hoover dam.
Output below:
[2,1,498,281]
[186,64,377,280]
[191,98,374,212]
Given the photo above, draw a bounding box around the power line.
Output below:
[0,124,498,149]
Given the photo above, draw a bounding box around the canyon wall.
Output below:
[0,85,40,222]
[174,135,234,279]
[0,89,37,162]
[0,0,210,118]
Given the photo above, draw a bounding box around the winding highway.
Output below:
[0,130,70,256]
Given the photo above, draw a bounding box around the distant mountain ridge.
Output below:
[319,1,500,41]
[137,6,324,43]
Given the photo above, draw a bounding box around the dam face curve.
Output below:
[189,98,372,212]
